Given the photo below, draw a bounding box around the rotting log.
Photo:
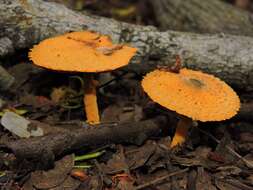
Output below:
[1,0,253,90]
[1,117,167,170]
[149,0,253,36]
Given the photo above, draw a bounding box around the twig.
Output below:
[196,127,253,168]
[98,71,128,89]
[135,168,188,190]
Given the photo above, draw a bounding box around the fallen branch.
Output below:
[1,0,253,90]
[149,0,253,36]
[2,117,167,169]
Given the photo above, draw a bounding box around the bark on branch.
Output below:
[149,0,253,36]
[1,0,253,90]
[2,117,166,169]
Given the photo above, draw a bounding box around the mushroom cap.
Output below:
[29,31,137,73]
[142,69,240,122]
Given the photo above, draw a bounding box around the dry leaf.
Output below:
[96,45,123,55]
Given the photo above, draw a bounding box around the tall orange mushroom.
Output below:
[29,31,137,124]
[142,68,240,147]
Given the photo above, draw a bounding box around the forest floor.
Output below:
[0,0,252,190]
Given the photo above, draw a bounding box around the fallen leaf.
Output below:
[208,152,225,163]
[23,154,74,189]
[111,5,136,18]
[96,45,123,55]
[196,167,216,190]
[20,94,54,108]
[101,146,128,175]
[70,169,89,182]
[126,141,156,170]
[240,132,253,143]
[0,108,27,117]
[115,177,135,190]
[215,166,242,179]
[215,180,240,190]
[101,104,143,123]
[50,87,67,104]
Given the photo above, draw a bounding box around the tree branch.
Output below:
[1,0,253,90]
[2,117,167,169]
[149,0,253,36]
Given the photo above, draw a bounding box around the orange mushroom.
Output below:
[142,68,240,147]
[29,31,137,124]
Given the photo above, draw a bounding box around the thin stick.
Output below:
[98,71,128,89]
[135,168,188,190]
[196,127,253,168]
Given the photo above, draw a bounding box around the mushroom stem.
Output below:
[170,116,192,147]
[83,74,100,124]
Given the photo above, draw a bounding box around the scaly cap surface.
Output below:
[29,31,137,72]
[142,69,240,121]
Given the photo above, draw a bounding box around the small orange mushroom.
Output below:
[29,31,137,124]
[142,68,240,147]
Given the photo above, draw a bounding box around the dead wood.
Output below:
[149,0,253,36]
[1,117,167,170]
[0,0,253,90]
